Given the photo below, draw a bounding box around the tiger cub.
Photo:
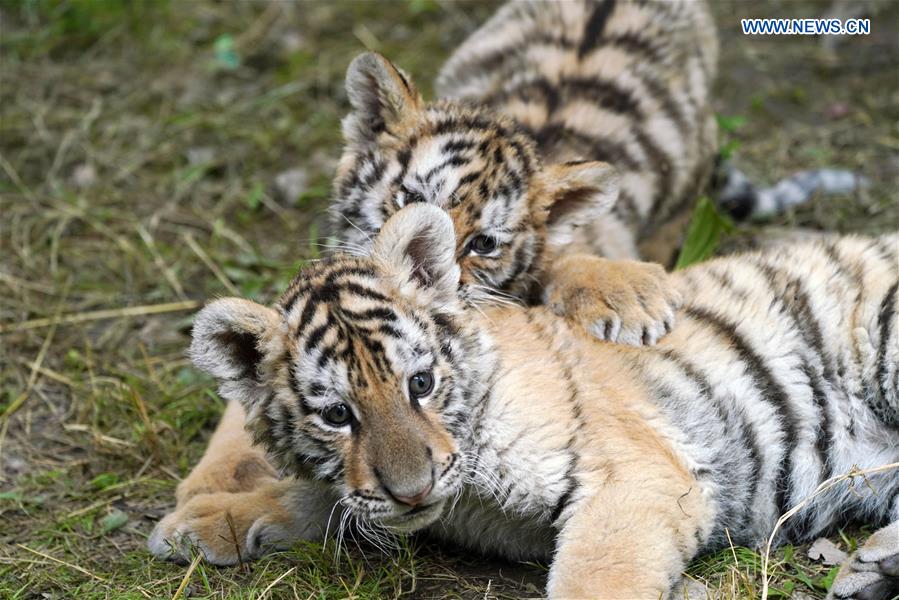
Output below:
[152,204,899,599]
[329,0,718,345]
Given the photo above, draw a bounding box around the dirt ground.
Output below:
[1,1,897,598]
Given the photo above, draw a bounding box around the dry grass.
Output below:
[1,0,897,598]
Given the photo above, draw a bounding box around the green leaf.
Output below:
[90,473,120,491]
[719,139,741,161]
[675,196,734,270]
[100,509,129,534]
[245,182,265,210]
[793,570,815,590]
[296,182,331,207]
[716,114,747,133]
[213,34,240,70]
[821,565,840,590]
[408,0,439,14]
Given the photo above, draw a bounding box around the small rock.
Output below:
[807,537,848,566]
[72,163,97,188]
[826,102,851,121]
[186,146,215,166]
[4,455,26,472]
[280,31,306,53]
[273,168,309,205]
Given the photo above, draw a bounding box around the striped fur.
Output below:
[154,204,899,598]
[435,0,718,263]
[329,0,719,310]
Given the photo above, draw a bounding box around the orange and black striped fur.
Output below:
[328,0,718,345]
[435,0,718,263]
[152,204,899,599]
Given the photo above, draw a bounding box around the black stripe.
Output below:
[305,317,332,352]
[433,116,504,138]
[395,67,412,94]
[634,127,673,220]
[875,238,898,266]
[703,267,749,303]
[655,347,762,533]
[604,31,665,64]
[578,0,616,58]
[610,189,639,227]
[532,123,642,171]
[457,170,480,188]
[496,241,532,292]
[338,306,397,323]
[287,363,315,414]
[634,70,689,134]
[486,76,643,121]
[340,282,390,303]
[876,281,899,417]
[749,259,836,480]
[422,154,471,184]
[685,306,800,519]
[442,138,477,154]
[444,33,575,90]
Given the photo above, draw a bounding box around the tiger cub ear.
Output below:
[538,161,620,247]
[372,204,461,305]
[189,298,282,406]
[343,52,423,147]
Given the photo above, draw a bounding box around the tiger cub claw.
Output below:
[148,489,298,566]
[544,254,681,346]
[829,522,899,599]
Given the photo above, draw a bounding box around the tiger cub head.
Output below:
[331,52,619,302]
[191,204,492,532]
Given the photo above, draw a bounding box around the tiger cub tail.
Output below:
[712,158,870,221]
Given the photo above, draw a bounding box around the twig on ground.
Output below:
[170,552,202,600]
[183,233,240,295]
[1,281,68,419]
[259,566,297,599]
[16,544,109,583]
[0,300,201,333]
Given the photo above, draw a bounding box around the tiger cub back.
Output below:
[437,0,719,262]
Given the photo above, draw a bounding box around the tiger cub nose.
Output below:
[391,480,434,508]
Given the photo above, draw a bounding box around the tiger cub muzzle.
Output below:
[344,404,463,530]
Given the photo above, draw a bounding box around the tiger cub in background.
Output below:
[329,0,719,345]
[152,203,899,599]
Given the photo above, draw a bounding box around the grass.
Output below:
[1,0,897,598]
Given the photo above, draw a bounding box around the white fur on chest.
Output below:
[428,361,577,559]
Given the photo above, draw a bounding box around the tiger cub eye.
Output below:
[469,234,497,255]
[408,371,434,398]
[323,403,352,426]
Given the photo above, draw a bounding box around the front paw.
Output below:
[544,255,681,346]
[148,489,297,566]
[829,522,899,599]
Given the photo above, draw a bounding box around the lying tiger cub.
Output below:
[151,204,899,599]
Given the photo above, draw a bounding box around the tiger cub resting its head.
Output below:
[152,203,899,599]
[330,52,680,346]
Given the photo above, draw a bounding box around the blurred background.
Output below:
[1,1,897,598]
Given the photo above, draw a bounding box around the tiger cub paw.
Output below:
[829,521,899,599]
[148,488,299,566]
[543,254,681,346]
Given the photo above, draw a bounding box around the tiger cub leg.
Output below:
[546,485,704,599]
[829,520,899,600]
[171,400,277,504]
[148,401,339,564]
[543,253,682,346]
